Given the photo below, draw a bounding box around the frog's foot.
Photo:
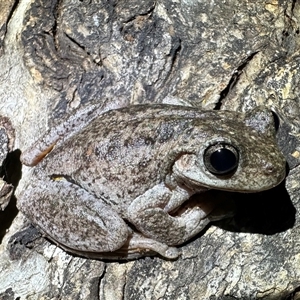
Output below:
[123,231,179,259]
[53,231,180,260]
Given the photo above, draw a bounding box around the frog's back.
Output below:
[82,109,214,179]
[38,105,230,207]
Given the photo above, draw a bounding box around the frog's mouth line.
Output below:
[179,172,284,194]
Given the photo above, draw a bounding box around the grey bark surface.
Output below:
[0,0,299,299]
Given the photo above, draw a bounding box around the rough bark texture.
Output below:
[0,0,300,299]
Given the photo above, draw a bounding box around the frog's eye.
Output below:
[204,143,239,176]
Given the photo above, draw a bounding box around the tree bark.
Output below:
[0,0,300,299]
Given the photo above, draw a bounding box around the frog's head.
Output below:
[172,107,286,192]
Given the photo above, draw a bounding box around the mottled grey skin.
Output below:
[18,104,286,259]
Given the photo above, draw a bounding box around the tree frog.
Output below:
[18,104,286,259]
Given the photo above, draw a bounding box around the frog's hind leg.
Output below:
[17,179,130,254]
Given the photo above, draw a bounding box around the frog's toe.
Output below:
[163,247,180,259]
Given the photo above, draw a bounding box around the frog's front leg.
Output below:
[18,179,130,253]
[127,183,211,246]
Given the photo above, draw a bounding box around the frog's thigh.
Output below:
[127,183,209,245]
[18,179,129,253]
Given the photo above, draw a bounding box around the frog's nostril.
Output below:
[263,162,277,175]
[266,166,274,173]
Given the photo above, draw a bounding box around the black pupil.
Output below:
[210,148,237,174]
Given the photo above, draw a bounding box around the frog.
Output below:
[18,104,286,259]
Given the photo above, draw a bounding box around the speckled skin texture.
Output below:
[18,104,286,259]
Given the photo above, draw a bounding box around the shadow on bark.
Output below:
[0,149,22,243]
[214,179,295,235]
